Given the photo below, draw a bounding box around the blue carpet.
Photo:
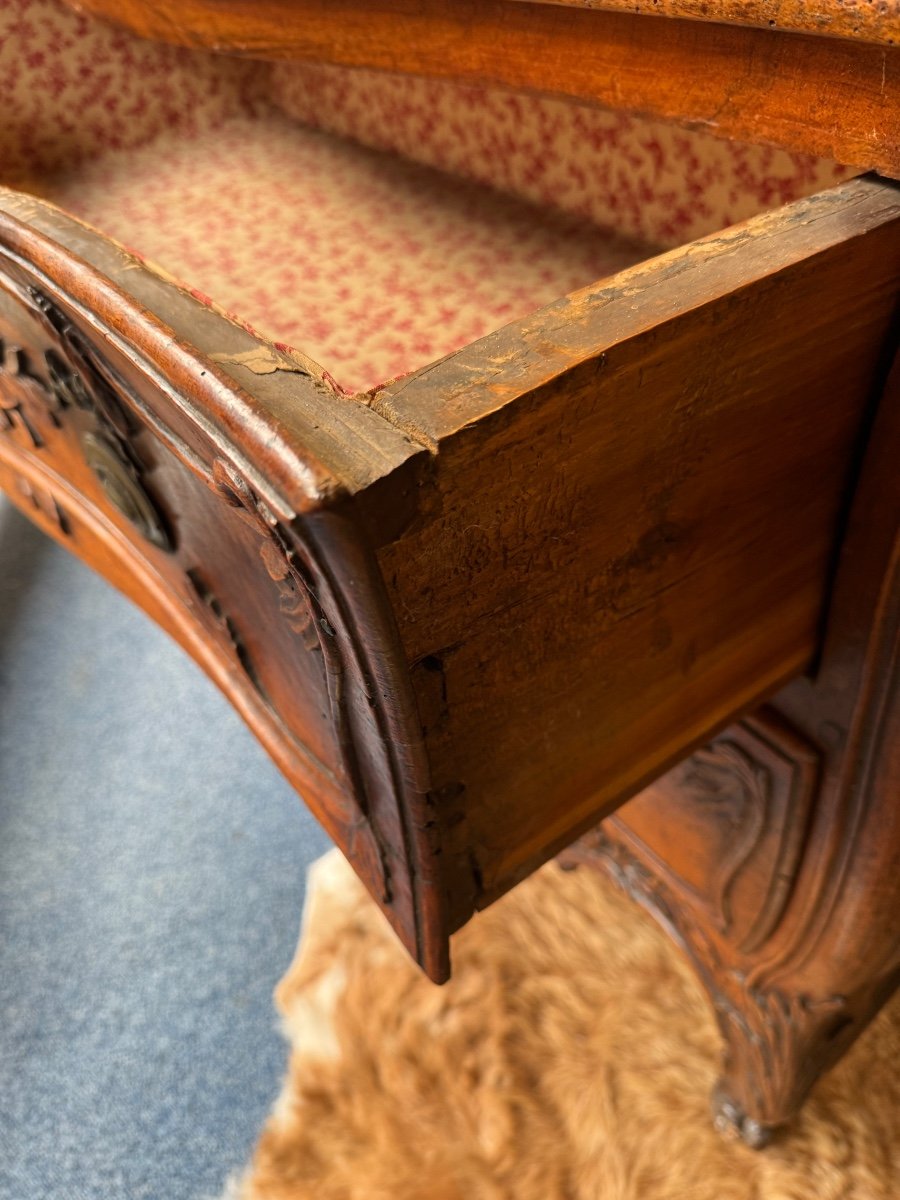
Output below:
[0,497,333,1199]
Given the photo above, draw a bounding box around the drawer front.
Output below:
[0,195,446,981]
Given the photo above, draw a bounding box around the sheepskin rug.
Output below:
[237,849,899,1200]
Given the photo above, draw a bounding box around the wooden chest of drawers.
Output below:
[1,0,898,1144]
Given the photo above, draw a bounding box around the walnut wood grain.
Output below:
[67,0,900,178]
[371,175,900,926]
[513,0,900,46]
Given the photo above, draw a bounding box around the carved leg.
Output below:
[561,351,900,1145]
[705,680,900,1144]
[563,698,900,1148]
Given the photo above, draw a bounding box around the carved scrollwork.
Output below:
[211,459,334,657]
[561,827,848,1147]
[27,287,132,438]
[0,288,172,550]
[0,205,445,981]
[81,430,170,550]
[44,346,95,414]
[677,739,769,934]
[212,462,327,654]
[184,565,265,695]
[156,457,343,763]
[203,459,412,915]
[0,338,48,448]
[9,471,71,538]
[607,711,819,955]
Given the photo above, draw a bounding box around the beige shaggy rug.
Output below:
[236,850,899,1200]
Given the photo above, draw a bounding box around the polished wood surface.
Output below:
[513,0,900,45]
[69,0,900,178]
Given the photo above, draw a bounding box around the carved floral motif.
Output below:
[212,460,325,654]
[0,338,48,448]
[0,290,171,550]
[0,269,437,978]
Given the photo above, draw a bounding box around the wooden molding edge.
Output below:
[0,190,449,981]
[513,0,900,48]
[67,0,900,177]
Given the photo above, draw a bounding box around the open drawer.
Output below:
[1,0,899,983]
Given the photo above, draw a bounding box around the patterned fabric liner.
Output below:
[0,0,854,393]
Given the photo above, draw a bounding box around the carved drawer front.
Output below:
[0,286,341,778]
[0,206,444,980]
[2,169,899,980]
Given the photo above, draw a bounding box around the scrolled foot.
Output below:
[555,848,582,872]
[711,1083,776,1150]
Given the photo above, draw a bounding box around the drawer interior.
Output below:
[3,0,897,977]
[2,0,853,396]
